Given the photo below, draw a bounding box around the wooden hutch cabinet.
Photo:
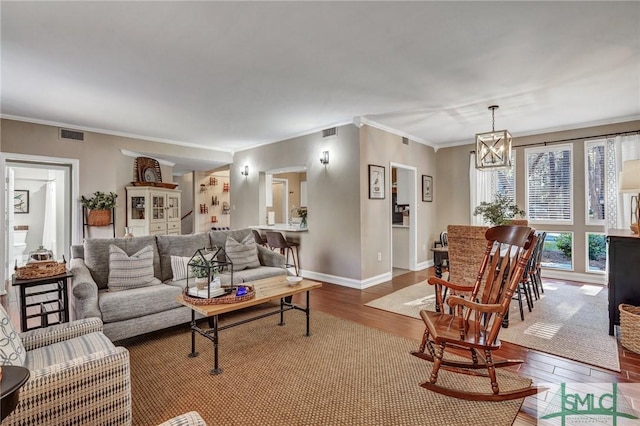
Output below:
[607,229,640,335]
[126,186,181,236]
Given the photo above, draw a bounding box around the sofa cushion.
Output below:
[0,305,26,366]
[209,228,254,251]
[84,235,160,289]
[25,331,115,370]
[156,233,211,282]
[225,234,260,271]
[234,266,287,283]
[108,244,161,291]
[99,284,184,323]
[171,256,194,281]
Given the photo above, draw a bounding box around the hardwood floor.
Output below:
[291,268,640,425]
[3,267,638,425]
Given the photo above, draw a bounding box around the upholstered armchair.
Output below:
[0,306,131,425]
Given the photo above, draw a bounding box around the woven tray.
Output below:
[182,285,255,305]
[15,260,67,280]
[620,304,640,354]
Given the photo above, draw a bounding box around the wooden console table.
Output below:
[607,229,640,335]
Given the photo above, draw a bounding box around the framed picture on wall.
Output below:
[369,165,385,199]
[14,190,29,214]
[422,175,433,202]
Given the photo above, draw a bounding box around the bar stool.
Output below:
[266,231,300,276]
[251,229,268,247]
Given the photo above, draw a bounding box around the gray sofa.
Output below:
[70,228,287,342]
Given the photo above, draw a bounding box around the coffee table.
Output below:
[176,275,322,375]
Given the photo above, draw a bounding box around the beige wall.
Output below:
[1,119,231,238]
[359,126,438,279]
[232,124,363,281]
[436,119,640,277]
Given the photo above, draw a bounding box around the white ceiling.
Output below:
[2,2,639,169]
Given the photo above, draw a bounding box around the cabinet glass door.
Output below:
[130,196,146,220]
[167,194,180,220]
[152,194,165,220]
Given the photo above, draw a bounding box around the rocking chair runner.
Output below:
[412,225,540,401]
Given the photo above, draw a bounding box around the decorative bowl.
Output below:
[287,276,303,285]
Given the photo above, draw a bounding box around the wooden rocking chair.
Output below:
[412,225,540,401]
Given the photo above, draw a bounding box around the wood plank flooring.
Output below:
[291,268,640,425]
[3,267,638,425]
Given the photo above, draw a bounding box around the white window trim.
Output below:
[585,231,606,275]
[525,144,574,225]
[584,139,606,226]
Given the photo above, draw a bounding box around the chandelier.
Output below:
[475,105,512,170]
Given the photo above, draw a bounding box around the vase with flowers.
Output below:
[297,207,308,229]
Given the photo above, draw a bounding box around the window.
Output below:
[585,140,606,225]
[585,232,606,273]
[526,145,573,223]
[541,231,573,271]
[470,152,516,225]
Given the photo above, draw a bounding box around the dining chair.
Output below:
[266,231,300,276]
[251,229,268,247]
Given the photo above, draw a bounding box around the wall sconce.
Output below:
[241,165,249,176]
[620,159,640,234]
[475,105,512,170]
[320,151,329,165]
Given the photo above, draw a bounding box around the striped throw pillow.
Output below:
[108,244,160,291]
[170,255,195,281]
[0,305,25,366]
[225,234,261,271]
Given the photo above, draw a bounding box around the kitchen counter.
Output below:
[250,224,308,232]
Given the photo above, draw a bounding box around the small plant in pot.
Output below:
[81,191,118,226]
[189,256,220,290]
[473,193,526,226]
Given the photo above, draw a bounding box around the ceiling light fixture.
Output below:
[475,105,512,170]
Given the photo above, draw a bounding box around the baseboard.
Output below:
[415,260,433,271]
[541,269,606,285]
[299,270,392,290]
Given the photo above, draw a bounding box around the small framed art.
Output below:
[14,190,29,214]
[369,165,385,199]
[422,175,433,202]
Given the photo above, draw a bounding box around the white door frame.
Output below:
[272,178,289,224]
[0,153,80,286]
[389,162,418,271]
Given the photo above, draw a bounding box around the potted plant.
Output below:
[189,255,221,290]
[473,193,526,226]
[81,191,118,226]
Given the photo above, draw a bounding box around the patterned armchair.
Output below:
[0,306,131,425]
[158,411,207,425]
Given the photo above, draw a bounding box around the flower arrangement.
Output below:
[473,193,526,226]
[296,207,308,228]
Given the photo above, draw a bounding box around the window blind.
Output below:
[526,145,572,222]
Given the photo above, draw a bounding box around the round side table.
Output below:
[1,365,30,421]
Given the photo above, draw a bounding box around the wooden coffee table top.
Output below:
[176,275,322,317]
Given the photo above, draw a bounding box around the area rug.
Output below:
[365,281,621,372]
[122,309,530,425]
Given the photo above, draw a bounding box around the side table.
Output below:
[11,271,73,331]
[1,365,30,421]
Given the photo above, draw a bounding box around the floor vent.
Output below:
[322,127,337,138]
[402,137,409,145]
[59,128,84,141]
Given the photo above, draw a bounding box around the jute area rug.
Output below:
[121,307,529,425]
[365,281,621,372]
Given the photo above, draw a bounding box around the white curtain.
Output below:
[614,134,640,230]
[42,180,57,257]
[469,153,493,225]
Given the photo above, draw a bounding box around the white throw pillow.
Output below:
[225,234,261,271]
[108,244,160,291]
[0,305,26,366]
[170,255,195,281]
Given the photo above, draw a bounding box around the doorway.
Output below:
[1,153,80,290]
[270,178,288,224]
[390,163,417,272]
